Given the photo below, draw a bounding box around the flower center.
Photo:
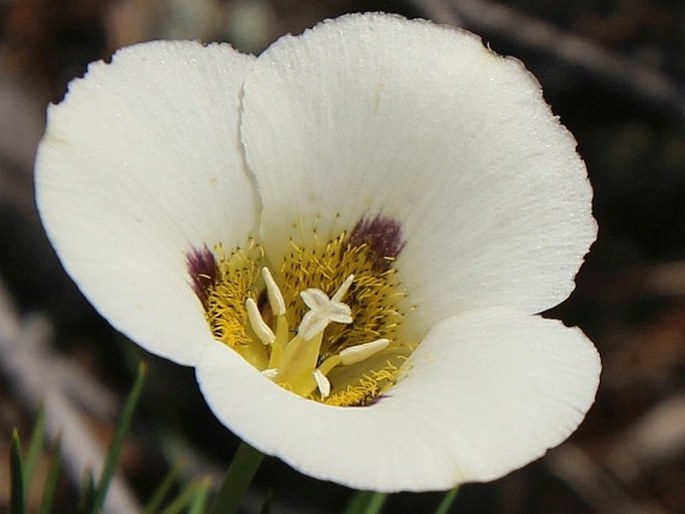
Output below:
[187,215,414,406]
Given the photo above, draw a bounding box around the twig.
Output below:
[546,444,672,514]
[0,290,118,418]
[607,394,685,482]
[412,0,464,26]
[408,0,685,120]
[634,262,685,297]
[0,64,44,216]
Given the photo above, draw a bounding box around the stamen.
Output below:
[313,369,331,398]
[245,297,275,345]
[340,338,390,365]
[262,267,285,316]
[317,338,391,378]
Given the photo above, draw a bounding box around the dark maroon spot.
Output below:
[364,393,388,407]
[348,214,405,272]
[186,245,218,308]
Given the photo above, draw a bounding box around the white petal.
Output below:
[390,308,600,484]
[196,307,599,491]
[241,13,596,339]
[36,41,257,365]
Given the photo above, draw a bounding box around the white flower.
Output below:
[35,13,600,492]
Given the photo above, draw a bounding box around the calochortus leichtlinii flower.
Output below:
[36,12,600,492]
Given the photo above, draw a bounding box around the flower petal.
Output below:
[241,13,596,337]
[36,41,257,365]
[196,307,599,491]
[390,307,600,485]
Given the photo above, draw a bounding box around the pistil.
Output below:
[244,269,394,399]
[191,219,411,406]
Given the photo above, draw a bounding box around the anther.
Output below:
[245,297,275,345]
[313,369,331,398]
[261,368,279,379]
[340,339,390,365]
[262,267,285,316]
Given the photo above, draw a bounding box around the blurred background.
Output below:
[1,0,684,512]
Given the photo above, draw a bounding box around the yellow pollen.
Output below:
[202,230,414,406]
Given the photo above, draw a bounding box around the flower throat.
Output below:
[187,215,414,407]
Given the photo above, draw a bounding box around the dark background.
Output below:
[1,1,684,512]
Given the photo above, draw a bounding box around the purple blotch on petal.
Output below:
[186,245,217,308]
[348,214,406,272]
[365,394,388,407]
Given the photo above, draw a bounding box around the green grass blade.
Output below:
[364,492,387,514]
[10,429,26,514]
[39,437,63,514]
[342,491,367,514]
[207,442,264,514]
[258,488,273,514]
[24,406,46,487]
[434,487,459,514]
[90,361,147,514]
[342,491,387,514]
[159,480,201,514]
[143,463,182,514]
[77,468,96,514]
[187,478,211,514]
